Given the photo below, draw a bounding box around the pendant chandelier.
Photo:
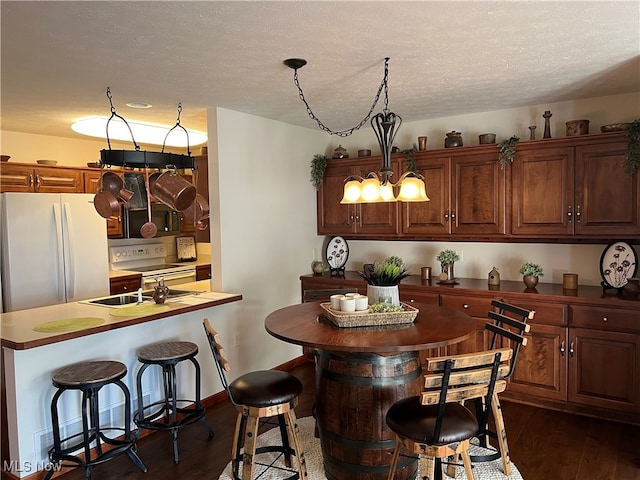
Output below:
[284,57,429,203]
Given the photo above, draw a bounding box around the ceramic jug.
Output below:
[153,280,170,304]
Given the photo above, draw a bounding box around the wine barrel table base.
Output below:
[316,350,421,480]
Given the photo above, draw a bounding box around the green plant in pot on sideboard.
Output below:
[498,135,520,168]
[310,153,329,189]
[519,262,544,288]
[358,256,410,306]
[436,249,461,283]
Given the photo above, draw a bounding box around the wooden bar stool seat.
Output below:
[134,340,213,464]
[45,360,147,480]
[203,318,308,480]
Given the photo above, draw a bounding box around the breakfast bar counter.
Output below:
[1,283,242,478]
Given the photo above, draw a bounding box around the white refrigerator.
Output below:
[1,192,110,312]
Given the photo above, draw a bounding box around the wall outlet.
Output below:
[456,250,463,262]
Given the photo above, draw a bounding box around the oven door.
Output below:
[141,269,197,289]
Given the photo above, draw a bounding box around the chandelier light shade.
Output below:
[285,57,429,204]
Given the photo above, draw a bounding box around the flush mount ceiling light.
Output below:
[87,87,201,169]
[284,57,429,203]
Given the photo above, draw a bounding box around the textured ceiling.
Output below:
[1,1,639,144]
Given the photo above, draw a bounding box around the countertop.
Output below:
[0,280,241,350]
[301,272,640,307]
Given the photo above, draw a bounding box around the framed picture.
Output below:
[599,241,638,291]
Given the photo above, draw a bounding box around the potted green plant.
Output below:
[498,135,520,168]
[358,256,410,306]
[310,154,329,189]
[519,261,544,288]
[624,119,640,175]
[401,143,418,173]
[436,249,461,282]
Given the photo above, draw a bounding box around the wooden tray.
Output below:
[320,302,419,328]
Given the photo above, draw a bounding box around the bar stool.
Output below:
[134,340,214,463]
[44,360,147,480]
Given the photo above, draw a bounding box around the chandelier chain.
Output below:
[292,58,390,137]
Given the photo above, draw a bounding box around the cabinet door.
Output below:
[401,157,450,235]
[33,167,83,193]
[507,323,567,401]
[568,327,640,413]
[574,141,640,236]
[110,275,142,294]
[452,152,506,235]
[83,171,102,193]
[317,162,355,235]
[0,165,35,192]
[511,146,574,236]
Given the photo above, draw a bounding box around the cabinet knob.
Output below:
[444,211,449,220]
[560,340,565,356]
[567,206,572,222]
[575,205,581,223]
[450,211,456,220]
[123,286,128,291]
[569,341,575,357]
[462,304,469,309]
[29,174,34,187]
[602,317,608,322]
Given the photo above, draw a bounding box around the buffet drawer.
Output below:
[440,294,492,318]
[570,305,640,333]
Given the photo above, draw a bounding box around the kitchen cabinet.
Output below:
[83,171,124,238]
[0,163,83,193]
[196,264,212,281]
[109,274,142,295]
[511,134,638,238]
[316,158,399,237]
[401,151,506,237]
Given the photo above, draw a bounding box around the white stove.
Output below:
[110,243,197,288]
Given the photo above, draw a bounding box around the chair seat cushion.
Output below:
[230,370,303,407]
[386,396,478,445]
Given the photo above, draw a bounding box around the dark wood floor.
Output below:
[46,361,640,480]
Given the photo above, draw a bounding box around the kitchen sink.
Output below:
[85,289,200,306]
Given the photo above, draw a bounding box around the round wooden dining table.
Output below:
[265,301,475,480]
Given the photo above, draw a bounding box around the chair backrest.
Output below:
[422,347,513,441]
[302,288,359,303]
[203,318,238,406]
[486,300,534,379]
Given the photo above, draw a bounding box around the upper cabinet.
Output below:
[316,132,637,242]
[401,151,506,237]
[317,157,399,237]
[0,164,83,193]
[511,134,639,239]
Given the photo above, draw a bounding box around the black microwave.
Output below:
[123,203,181,238]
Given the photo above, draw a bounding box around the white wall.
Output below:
[207,108,330,373]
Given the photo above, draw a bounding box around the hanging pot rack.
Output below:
[99,88,195,170]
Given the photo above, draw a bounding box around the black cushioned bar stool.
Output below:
[44,360,147,480]
[134,341,213,463]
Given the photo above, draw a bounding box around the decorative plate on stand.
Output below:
[325,236,349,276]
[599,241,638,292]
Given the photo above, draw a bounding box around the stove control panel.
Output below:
[110,243,166,264]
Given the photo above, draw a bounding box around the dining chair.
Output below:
[202,318,308,480]
[460,300,533,476]
[386,347,514,480]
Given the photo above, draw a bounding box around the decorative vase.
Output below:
[444,131,463,148]
[311,260,325,274]
[367,285,400,307]
[623,277,640,298]
[439,262,455,283]
[523,275,539,289]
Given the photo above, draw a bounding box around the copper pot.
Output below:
[183,194,209,223]
[93,189,119,218]
[150,171,196,211]
[100,171,134,202]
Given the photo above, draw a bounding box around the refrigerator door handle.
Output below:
[53,203,65,301]
[62,202,75,299]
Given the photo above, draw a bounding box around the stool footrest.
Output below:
[49,429,138,469]
[135,400,206,431]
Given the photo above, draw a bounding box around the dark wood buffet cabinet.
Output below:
[301,272,640,426]
[317,132,639,242]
